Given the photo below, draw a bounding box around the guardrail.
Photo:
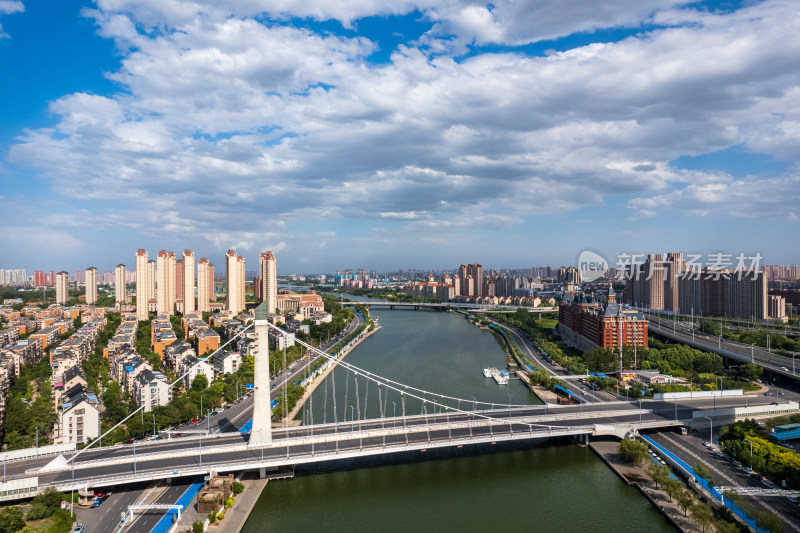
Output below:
[31,409,659,476]
[0,443,76,463]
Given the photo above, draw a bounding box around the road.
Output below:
[648,429,800,531]
[73,481,149,533]
[491,320,624,403]
[648,316,799,378]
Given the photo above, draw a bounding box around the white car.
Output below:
[781,367,789,372]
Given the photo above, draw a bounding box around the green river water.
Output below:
[241,305,675,532]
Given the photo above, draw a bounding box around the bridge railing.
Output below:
[30,409,653,476]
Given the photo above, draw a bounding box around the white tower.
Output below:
[249,301,272,448]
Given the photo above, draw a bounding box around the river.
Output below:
[242,304,675,532]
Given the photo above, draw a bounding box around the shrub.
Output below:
[224,498,233,509]
[217,512,225,520]
[192,520,204,533]
[232,481,244,494]
[207,510,216,523]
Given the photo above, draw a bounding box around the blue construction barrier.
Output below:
[345,306,366,322]
[640,435,766,532]
[150,476,205,533]
[553,384,572,398]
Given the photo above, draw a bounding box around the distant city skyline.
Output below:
[1,1,799,271]
[2,253,799,280]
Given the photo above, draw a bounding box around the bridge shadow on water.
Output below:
[290,435,577,477]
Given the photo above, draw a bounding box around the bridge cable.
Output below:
[280,322,531,409]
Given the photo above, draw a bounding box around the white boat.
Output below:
[493,369,510,385]
[483,368,493,378]
[488,368,509,385]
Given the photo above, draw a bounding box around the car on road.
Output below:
[732,460,742,468]
[92,497,103,508]
[73,525,84,533]
[765,391,775,396]
[781,367,789,372]
[742,467,754,474]
[190,418,199,424]
[93,491,106,498]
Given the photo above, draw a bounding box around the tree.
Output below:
[690,501,714,533]
[0,506,25,533]
[662,477,682,503]
[619,439,649,465]
[739,363,763,382]
[756,511,785,533]
[647,462,670,489]
[102,381,127,422]
[191,374,209,392]
[694,464,714,488]
[677,489,694,516]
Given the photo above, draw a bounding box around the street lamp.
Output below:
[751,344,755,363]
[704,416,713,445]
[35,427,38,456]
[767,335,770,353]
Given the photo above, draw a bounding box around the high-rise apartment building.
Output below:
[468,264,484,297]
[730,270,767,321]
[176,259,184,308]
[85,267,98,305]
[700,269,731,318]
[147,260,156,306]
[136,249,149,321]
[48,270,54,286]
[259,251,277,314]
[197,258,211,313]
[238,254,246,312]
[183,249,195,314]
[226,250,245,313]
[642,254,665,310]
[56,271,69,304]
[663,252,685,312]
[115,264,128,305]
[458,265,468,296]
[156,251,177,316]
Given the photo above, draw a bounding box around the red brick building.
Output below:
[558,288,648,352]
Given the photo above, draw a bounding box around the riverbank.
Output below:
[282,325,382,422]
[171,471,268,533]
[590,438,701,532]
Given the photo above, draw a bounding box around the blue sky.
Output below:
[0,0,798,274]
